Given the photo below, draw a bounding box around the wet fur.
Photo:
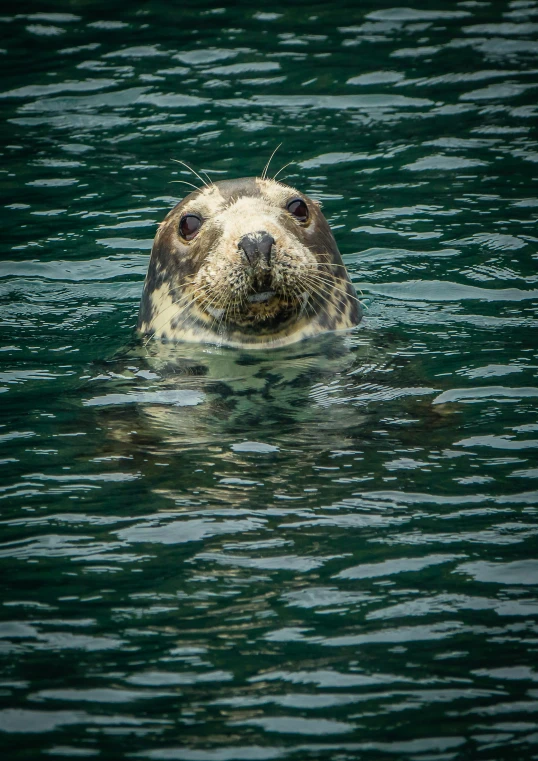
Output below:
[138,177,361,348]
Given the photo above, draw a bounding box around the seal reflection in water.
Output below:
[137,177,362,349]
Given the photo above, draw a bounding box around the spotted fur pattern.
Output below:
[137,177,361,348]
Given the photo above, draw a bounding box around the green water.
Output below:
[1,1,538,759]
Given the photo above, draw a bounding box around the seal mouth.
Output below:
[204,291,277,320]
[247,290,276,304]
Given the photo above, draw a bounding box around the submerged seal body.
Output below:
[137,177,361,349]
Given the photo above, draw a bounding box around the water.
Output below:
[1,1,538,759]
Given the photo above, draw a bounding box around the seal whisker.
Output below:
[201,170,214,187]
[306,284,347,324]
[208,290,235,338]
[287,284,310,321]
[261,143,282,181]
[310,280,363,321]
[302,276,358,306]
[196,285,232,327]
[171,289,213,329]
[305,274,363,304]
[295,281,329,320]
[309,278,364,310]
[171,179,203,192]
[300,268,364,302]
[308,271,364,300]
[218,300,233,336]
[299,275,354,322]
[171,159,209,188]
[196,279,229,311]
[272,161,295,182]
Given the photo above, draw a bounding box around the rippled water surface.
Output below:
[1,1,538,759]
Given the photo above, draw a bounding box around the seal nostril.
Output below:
[257,233,275,263]
[238,235,257,266]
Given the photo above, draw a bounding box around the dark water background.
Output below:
[1,1,538,759]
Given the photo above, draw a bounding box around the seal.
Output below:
[137,177,361,349]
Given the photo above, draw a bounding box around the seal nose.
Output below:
[238,231,274,268]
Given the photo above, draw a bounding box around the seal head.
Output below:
[137,177,361,348]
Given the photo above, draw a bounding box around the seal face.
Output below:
[137,177,361,348]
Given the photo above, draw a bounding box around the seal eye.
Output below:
[179,214,202,241]
[287,198,309,222]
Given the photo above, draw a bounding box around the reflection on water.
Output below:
[1,1,538,759]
